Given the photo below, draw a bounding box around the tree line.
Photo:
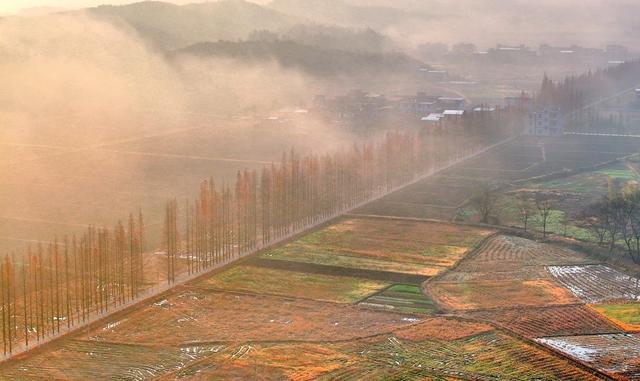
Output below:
[536,59,640,131]
[1,214,145,356]
[1,107,521,356]
[579,183,640,263]
[163,107,522,281]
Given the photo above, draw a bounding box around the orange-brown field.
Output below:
[262,217,494,276]
[2,217,639,380]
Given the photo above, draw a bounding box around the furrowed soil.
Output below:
[79,287,418,345]
[537,333,640,379]
[261,217,494,277]
[592,303,640,332]
[466,305,622,338]
[196,264,391,304]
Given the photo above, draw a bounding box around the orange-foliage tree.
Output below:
[1,107,521,355]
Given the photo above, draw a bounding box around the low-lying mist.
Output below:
[0,12,350,251]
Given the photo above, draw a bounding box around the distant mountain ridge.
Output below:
[87,0,296,49]
[174,39,425,77]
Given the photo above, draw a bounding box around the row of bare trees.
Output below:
[580,185,640,263]
[0,214,145,356]
[163,109,522,282]
[1,107,521,356]
[164,131,479,279]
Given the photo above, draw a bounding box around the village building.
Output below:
[525,108,564,136]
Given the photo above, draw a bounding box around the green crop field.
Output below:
[359,284,437,314]
[593,303,640,330]
[197,264,391,303]
[261,217,493,276]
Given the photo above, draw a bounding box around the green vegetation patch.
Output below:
[198,264,390,303]
[261,218,491,276]
[320,331,601,380]
[593,303,640,329]
[0,339,224,380]
[262,241,463,276]
[360,284,436,314]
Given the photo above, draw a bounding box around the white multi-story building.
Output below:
[525,108,564,136]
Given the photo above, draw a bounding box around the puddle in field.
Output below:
[548,265,640,303]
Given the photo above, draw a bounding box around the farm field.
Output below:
[434,235,592,284]
[0,212,620,380]
[3,137,640,379]
[548,264,640,304]
[430,279,578,310]
[80,288,417,345]
[261,217,494,277]
[355,135,640,222]
[466,305,622,338]
[359,284,436,315]
[196,264,391,304]
[489,160,640,240]
[537,334,640,380]
[122,321,602,381]
[592,303,640,332]
[0,121,344,251]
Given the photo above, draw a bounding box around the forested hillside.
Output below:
[175,40,424,77]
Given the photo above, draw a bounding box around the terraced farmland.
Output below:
[466,305,622,338]
[431,279,578,311]
[537,334,640,380]
[82,289,417,345]
[5,134,640,379]
[429,235,589,311]
[319,330,602,380]
[0,340,228,380]
[592,303,640,332]
[359,284,436,315]
[260,217,493,277]
[196,264,391,303]
[355,135,640,222]
[548,265,640,304]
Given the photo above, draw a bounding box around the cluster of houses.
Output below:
[312,90,476,127]
[421,43,633,66]
[264,89,564,137]
[312,90,567,136]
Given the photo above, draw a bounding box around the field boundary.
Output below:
[0,135,517,363]
[245,257,430,284]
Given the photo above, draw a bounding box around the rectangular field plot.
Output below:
[352,201,457,220]
[169,319,597,381]
[196,264,391,303]
[359,285,436,315]
[81,289,415,345]
[321,330,601,380]
[380,184,473,207]
[592,303,640,332]
[548,265,640,303]
[261,217,493,277]
[0,339,226,380]
[429,279,578,311]
[466,305,622,338]
[537,333,640,379]
[439,235,591,282]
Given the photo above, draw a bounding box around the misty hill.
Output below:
[249,24,397,54]
[268,0,411,30]
[175,40,424,78]
[87,0,296,49]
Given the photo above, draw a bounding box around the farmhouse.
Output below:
[525,108,564,136]
[421,113,443,123]
[438,97,465,110]
[443,109,464,119]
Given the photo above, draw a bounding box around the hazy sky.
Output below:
[0,0,201,14]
